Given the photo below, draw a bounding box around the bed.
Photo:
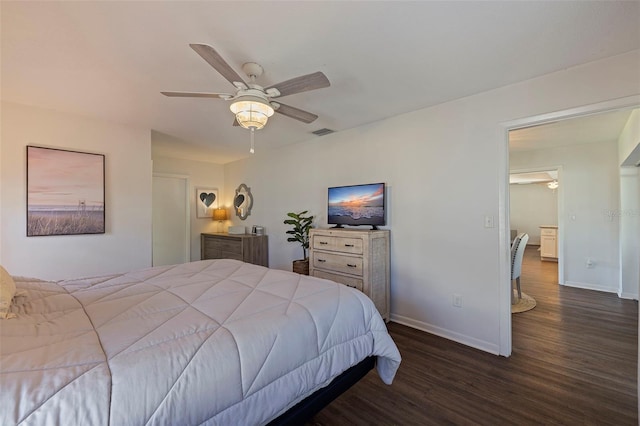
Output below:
[0,259,401,425]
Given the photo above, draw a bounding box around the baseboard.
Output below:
[563,280,617,293]
[390,314,500,356]
[618,290,639,300]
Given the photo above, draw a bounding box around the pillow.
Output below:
[0,265,18,319]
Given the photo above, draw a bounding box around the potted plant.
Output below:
[284,210,314,275]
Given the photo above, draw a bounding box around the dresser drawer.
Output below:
[220,252,243,261]
[313,270,363,292]
[309,229,390,322]
[204,237,242,254]
[540,227,557,236]
[312,235,363,255]
[313,252,363,276]
[201,233,268,266]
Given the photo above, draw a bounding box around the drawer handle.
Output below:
[347,263,357,268]
[344,244,355,247]
[318,259,327,263]
[319,241,328,245]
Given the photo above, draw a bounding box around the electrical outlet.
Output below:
[586,258,594,268]
[452,293,462,308]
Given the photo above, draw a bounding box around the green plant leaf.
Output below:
[284,210,315,259]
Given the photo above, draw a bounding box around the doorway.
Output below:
[509,167,563,286]
[152,173,190,266]
[499,95,640,356]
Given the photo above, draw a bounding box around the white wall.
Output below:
[152,156,225,261]
[509,183,558,245]
[224,50,640,355]
[619,168,639,299]
[0,102,152,280]
[618,109,640,166]
[511,141,621,293]
[618,110,640,300]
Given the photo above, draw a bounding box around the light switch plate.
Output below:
[484,215,495,228]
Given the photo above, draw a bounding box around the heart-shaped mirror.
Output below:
[234,183,253,220]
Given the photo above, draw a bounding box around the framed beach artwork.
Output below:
[27,146,105,236]
[196,188,218,218]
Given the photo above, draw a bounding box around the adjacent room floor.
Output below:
[307,246,638,425]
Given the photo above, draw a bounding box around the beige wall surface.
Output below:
[0,102,153,280]
[509,182,558,246]
[511,140,621,293]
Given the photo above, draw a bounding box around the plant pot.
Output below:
[293,259,309,275]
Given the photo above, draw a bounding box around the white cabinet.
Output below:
[309,228,390,321]
[539,226,558,261]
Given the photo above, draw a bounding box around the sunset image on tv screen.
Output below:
[328,183,384,225]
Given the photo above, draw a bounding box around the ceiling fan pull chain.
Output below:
[250,128,255,154]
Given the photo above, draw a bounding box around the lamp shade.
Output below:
[230,97,274,130]
[213,208,228,221]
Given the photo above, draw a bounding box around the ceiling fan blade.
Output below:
[274,102,319,124]
[161,91,231,98]
[189,43,246,86]
[266,71,330,98]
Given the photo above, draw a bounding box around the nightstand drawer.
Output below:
[313,252,363,276]
[204,238,241,254]
[540,228,557,236]
[313,270,363,292]
[312,236,363,254]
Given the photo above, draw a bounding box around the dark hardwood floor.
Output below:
[308,246,638,425]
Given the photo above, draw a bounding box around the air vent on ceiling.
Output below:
[312,128,335,136]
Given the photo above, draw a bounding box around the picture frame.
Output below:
[196,188,218,218]
[27,146,105,236]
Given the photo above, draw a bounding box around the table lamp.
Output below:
[212,208,228,232]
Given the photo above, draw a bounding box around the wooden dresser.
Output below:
[309,228,390,321]
[201,233,268,267]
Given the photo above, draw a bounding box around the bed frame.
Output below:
[268,356,376,425]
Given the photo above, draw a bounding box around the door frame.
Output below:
[498,94,640,356]
[152,173,191,265]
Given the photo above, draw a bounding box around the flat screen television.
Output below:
[327,183,385,229]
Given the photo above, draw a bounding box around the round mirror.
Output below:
[234,183,253,220]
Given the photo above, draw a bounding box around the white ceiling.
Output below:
[509,109,635,152]
[509,170,558,185]
[2,1,639,164]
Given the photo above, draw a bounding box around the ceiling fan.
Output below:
[161,44,330,131]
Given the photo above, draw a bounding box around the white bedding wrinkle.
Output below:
[0,259,401,426]
[0,279,111,426]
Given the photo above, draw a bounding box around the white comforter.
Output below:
[1,259,401,425]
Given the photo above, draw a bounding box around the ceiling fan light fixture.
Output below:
[230,97,274,130]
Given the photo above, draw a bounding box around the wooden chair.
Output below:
[511,233,529,304]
